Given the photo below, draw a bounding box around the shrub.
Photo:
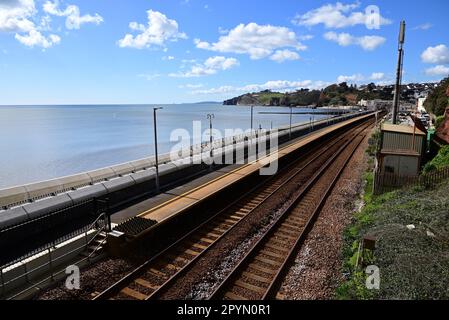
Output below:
[424,145,449,173]
[435,115,445,129]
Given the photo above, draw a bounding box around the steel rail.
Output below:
[94,117,373,300]
[208,121,372,300]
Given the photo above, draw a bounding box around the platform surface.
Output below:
[112,113,373,225]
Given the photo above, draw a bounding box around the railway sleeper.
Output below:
[254,256,281,268]
[261,249,285,260]
[242,271,272,285]
[209,224,229,233]
[279,222,300,232]
[134,278,158,291]
[264,243,289,253]
[225,291,248,300]
[234,280,267,295]
[248,263,277,276]
[121,287,147,300]
[192,236,215,244]
[273,231,297,241]
[166,253,191,264]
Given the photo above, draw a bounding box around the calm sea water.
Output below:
[0,104,328,189]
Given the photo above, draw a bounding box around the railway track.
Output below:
[94,118,373,300]
[209,121,371,300]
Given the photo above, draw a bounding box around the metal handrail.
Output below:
[0,198,104,269]
[0,212,109,299]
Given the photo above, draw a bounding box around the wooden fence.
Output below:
[373,166,449,195]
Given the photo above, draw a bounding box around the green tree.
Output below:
[424,77,449,116]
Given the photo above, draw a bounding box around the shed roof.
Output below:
[382,123,426,136]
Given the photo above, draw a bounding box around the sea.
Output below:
[0,104,329,189]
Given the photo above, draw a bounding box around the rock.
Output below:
[426,230,436,237]
[406,224,416,230]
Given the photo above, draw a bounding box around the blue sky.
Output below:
[0,0,448,105]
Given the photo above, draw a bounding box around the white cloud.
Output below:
[0,0,35,33]
[425,65,449,76]
[270,49,300,63]
[298,34,314,41]
[0,0,61,48]
[324,31,385,51]
[370,72,385,80]
[375,80,394,86]
[162,55,175,61]
[334,72,393,84]
[15,29,60,48]
[138,73,161,80]
[1,0,100,48]
[43,0,103,30]
[421,45,449,64]
[191,80,330,95]
[204,56,238,70]
[412,23,433,31]
[292,2,391,29]
[337,74,364,83]
[194,22,306,60]
[218,26,228,34]
[179,84,204,89]
[170,56,239,78]
[118,10,187,49]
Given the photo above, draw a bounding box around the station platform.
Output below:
[111,113,374,231]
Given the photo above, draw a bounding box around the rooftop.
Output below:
[382,123,426,136]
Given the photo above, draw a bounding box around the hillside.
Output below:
[424,77,449,117]
[223,82,393,107]
[223,81,437,107]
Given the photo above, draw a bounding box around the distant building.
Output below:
[378,123,426,176]
[358,99,393,111]
[399,102,416,112]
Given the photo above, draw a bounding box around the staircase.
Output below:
[80,231,108,259]
[79,212,111,260]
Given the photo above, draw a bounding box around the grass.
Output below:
[337,132,449,300]
[424,145,449,173]
[435,115,445,129]
[337,170,449,300]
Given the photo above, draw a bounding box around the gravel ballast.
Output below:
[277,132,371,299]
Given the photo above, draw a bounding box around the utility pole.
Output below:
[153,107,163,192]
[392,20,406,125]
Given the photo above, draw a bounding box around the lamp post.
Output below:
[153,107,163,193]
[289,106,293,140]
[250,105,254,133]
[312,109,315,130]
[207,113,215,170]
